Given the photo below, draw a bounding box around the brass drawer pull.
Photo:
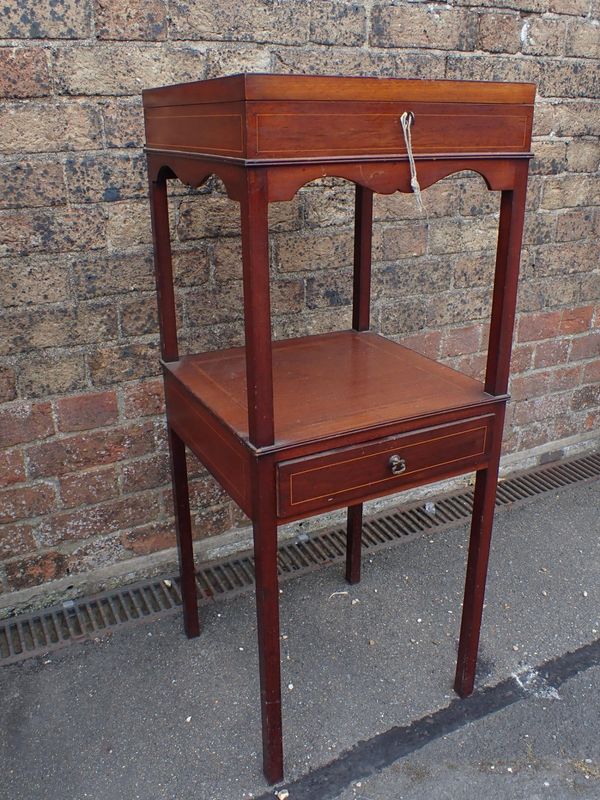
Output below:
[389,455,407,475]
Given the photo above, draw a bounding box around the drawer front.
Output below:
[144,102,245,156]
[250,101,532,159]
[277,416,494,519]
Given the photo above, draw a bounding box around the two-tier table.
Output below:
[143,74,534,784]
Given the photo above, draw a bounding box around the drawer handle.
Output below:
[389,455,407,475]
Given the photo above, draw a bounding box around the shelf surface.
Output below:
[165,331,493,447]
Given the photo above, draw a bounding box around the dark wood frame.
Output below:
[144,74,534,784]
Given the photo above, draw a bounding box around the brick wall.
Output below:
[1,0,598,606]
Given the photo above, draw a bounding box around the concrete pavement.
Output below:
[1,479,599,800]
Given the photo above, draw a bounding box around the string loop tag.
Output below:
[400,111,425,215]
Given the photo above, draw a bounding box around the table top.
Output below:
[143,73,536,108]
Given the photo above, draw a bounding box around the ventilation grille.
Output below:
[1,450,599,666]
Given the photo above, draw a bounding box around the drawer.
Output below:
[249,101,532,159]
[277,415,494,519]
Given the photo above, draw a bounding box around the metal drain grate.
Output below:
[2,449,599,666]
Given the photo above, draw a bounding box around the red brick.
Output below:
[124,379,165,418]
[0,253,70,305]
[0,100,102,155]
[547,365,581,392]
[170,0,309,44]
[529,141,567,176]
[510,344,534,374]
[377,220,429,258]
[569,332,600,361]
[119,293,159,337]
[306,270,351,310]
[533,339,570,369]
[4,552,69,591]
[276,230,354,273]
[0,159,67,209]
[518,310,563,342]
[102,97,145,148]
[188,473,230,509]
[120,522,175,556]
[121,453,170,492]
[0,402,54,448]
[71,252,154,298]
[0,522,36,559]
[521,16,567,56]
[536,100,598,138]
[518,308,593,343]
[540,58,599,100]
[510,371,548,402]
[59,466,119,508]
[511,366,580,401]
[518,422,557,452]
[542,175,600,211]
[0,48,50,99]
[0,0,91,38]
[0,206,106,257]
[55,391,119,433]
[310,2,366,46]
[513,393,572,425]
[560,306,594,335]
[556,208,597,243]
[371,4,475,50]
[374,258,451,301]
[27,421,155,478]
[18,352,86,400]
[88,342,160,386]
[583,360,600,384]
[446,52,541,86]
[0,482,56,524]
[36,492,161,547]
[477,11,521,53]
[548,0,590,13]
[451,352,487,381]
[173,245,211,286]
[191,504,232,540]
[94,0,167,40]
[205,45,274,82]
[0,303,118,356]
[397,330,442,360]
[441,325,482,358]
[571,384,600,411]
[583,409,600,431]
[0,450,26,488]
[53,44,204,97]
[566,19,600,58]
[67,533,130,573]
[230,502,251,529]
[0,366,17,402]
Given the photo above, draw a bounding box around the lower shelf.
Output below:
[164,330,504,520]
[164,329,494,448]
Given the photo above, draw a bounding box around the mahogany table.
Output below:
[143,74,534,784]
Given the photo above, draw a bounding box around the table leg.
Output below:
[167,426,200,639]
[346,503,363,584]
[454,460,500,697]
[253,466,284,784]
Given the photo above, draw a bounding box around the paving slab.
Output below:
[0,480,599,800]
